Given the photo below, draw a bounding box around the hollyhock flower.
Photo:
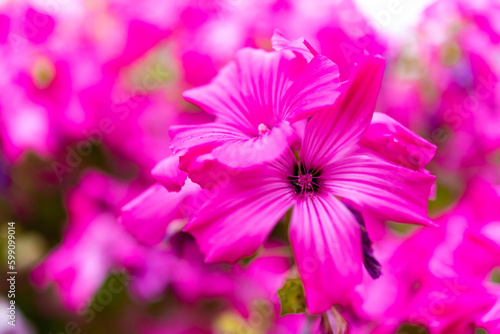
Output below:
[169,37,342,173]
[183,54,436,313]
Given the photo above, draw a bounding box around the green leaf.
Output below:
[475,329,489,334]
[277,278,306,316]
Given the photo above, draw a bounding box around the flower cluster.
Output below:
[1,0,500,333]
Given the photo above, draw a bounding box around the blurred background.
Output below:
[1,0,500,333]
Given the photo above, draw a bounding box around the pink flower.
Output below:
[31,171,177,310]
[377,0,500,184]
[169,37,341,172]
[183,54,436,313]
[31,211,142,311]
[346,177,500,332]
[30,172,142,311]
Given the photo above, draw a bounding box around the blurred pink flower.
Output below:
[347,177,500,332]
[377,0,500,185]
[30,171,143,311]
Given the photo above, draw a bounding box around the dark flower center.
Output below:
[288,164,321,195]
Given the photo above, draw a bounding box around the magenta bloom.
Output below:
[345,177,500,332]
[184,55,436,313]
[169,39,341,173]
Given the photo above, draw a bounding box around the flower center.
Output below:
[288,164,321,195]
[297,174,313,191]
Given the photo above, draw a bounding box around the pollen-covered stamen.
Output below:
[288,164,322,195]
[297,174,313,193]
[258,123,270,136]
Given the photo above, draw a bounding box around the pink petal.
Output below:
[236,48,340,123]
[459,177,500,223]
[183,47,340,133]
[301,55,386,169]
[211,121,296,168]
[31,214,136,311]
[184,165,295,263]
[284,54,341,122]
[271,29,315,59]
[322,155,436,227]
[178,153,228,190]
[183,145,299,191]
[178,46,341,169]
[169,123,247,156]
[480,223,500,248]
[151,155,187,192]
[172,121,296,168]
[289,194,363,314]
[120,181,200,246]
[360,112,437,171]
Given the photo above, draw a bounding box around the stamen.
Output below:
[288,164,321,195]
[258,123,270,136]
[297,174,313,193]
